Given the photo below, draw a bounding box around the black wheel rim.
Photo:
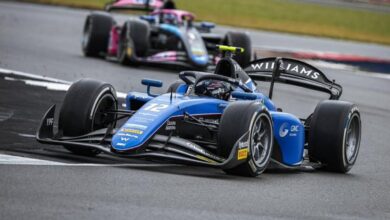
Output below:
[82,19,92,51]
[92,93,117,131]
[345,114,361,164]
[118,31,133,62]
[251,113,272,167]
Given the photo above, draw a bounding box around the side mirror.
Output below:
[142,79,163,97]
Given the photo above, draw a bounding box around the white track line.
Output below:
[17,133,36,138]
[0,153,65,165]
[0,68,127,98]
[0,153,178,167]
[0,67,71,84]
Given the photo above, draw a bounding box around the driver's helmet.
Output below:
[162,13,177,25]
[194,80,232,100]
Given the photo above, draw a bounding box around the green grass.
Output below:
[21,0,390,45]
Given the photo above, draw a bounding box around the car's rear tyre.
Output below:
[218,101,273,177]
[308,100,361,173]
[59,79,118,156]
[224,32,252,67]
[82,12,114,57]
[118,20,150,65]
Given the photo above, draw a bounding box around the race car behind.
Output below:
[82,0,252,69]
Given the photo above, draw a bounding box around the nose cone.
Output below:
[111,96,181,151]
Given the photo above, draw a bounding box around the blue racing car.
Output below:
[37,45,361,177]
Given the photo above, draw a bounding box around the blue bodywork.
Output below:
[112,77,306,166]
[159,24,209,66]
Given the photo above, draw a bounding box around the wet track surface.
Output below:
[1,2,390,219]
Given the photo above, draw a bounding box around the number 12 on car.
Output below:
[143,103,169,112]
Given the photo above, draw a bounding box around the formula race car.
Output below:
[37,45,361,177]
[82,0,251,69]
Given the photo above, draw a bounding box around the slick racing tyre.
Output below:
[82,12,114,57]
[309,100,361,173]
[218,101,273,177]
[118,19,150,65]
[59,79,118,156]
[224,32,252,67]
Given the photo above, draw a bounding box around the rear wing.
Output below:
[244,57,342,100]
[105,0,164,12]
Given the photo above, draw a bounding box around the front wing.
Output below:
[36,105,247,169]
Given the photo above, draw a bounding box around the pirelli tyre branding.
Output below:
[237,148,248,160]
[237,140,249,160]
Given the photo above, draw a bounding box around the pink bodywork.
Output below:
[108,26,120,56]
[147,51,178,62]
[112,0,164,9]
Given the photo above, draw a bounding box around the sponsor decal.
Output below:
[165,120,176,131]
[46,118,54,126]
[116,143,125,146]
[279,123,289,137]
[138,112,159,117]
[291,125,299,132]
[117,133,139,138]
[187,142,223,162]
[121,128,143,135]
[125,123,147,130]
[237,148,248,160]
[250,61,321,80]
[279,123,299,138]
[238,141,249,149]
[121,137,130,142]
[133,117,155,123]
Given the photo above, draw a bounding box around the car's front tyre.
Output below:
[59,79,118,156]
[218,101,273,177]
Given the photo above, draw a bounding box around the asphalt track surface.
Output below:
[1,1,390,220]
